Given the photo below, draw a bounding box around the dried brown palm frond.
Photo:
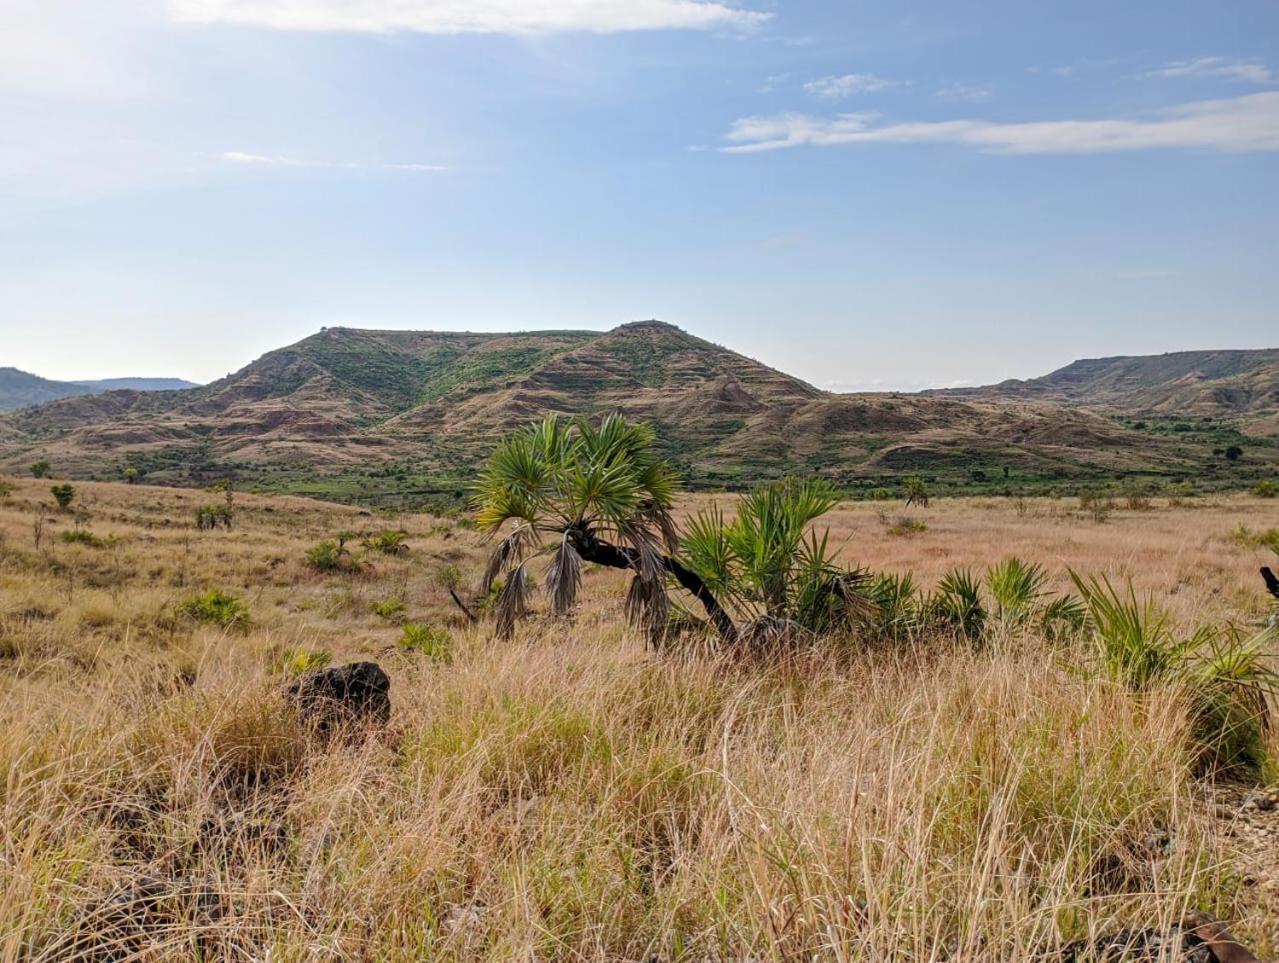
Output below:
[625,571,670,645]
[482,523,537,595]
[546,537,583,617]
[495,564,532,640]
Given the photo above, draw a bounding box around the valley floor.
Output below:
[1,478,1277,960]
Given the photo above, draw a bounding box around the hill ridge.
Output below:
[2,323,1273,502]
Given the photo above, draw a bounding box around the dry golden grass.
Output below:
[1,477,1276,961]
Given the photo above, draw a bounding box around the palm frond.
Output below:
[495,564,532,640]
[546,536,583,617]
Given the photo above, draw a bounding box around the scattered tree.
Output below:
[123,467,139,485]
[50,484,75,511]
[1224,445,1243,462]
[30,461,51,479]
[473,413,735,641]
[902,476,930,508]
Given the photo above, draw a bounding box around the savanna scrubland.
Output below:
[1,466,1278,961]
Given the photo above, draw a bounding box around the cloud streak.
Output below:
[171,0,767,34]
[721,91,1279,155]
[1150,57,1273,85]
[803,73,902,98]
[220,151,447,171]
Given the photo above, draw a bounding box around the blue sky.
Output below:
[1,0,1276,390]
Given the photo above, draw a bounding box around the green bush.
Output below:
[58,529,109,548]
[177,589,250,629]
[277,647,332,676]
[0,480,12,500]
[1228,523,1279,552]
[30,461,50,479]
[363,529,409,555]
[1253,480,1279,499]
[399,622,452,661]
[195,504,233,530]
[372,597,406,620]
[50,484,75,510]
[1071,572,1278,775]
[306,539,357,572]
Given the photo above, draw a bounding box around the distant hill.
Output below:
[934,349,1279,424]
[1,324,1272,502]
[0,368,198,411]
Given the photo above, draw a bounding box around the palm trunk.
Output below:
[567,530,739,644]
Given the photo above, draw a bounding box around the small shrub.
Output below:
[177,589,250,629]
[399,622,452,661]
[195,504,233,530]
[306,539,357,573]
[363,529,409,555]
[1072,572,1278,774]
[1228,524,1279,553]
[278,648,333,676]
[1253,480,1279,499]
[1224,445,1243,461]
[433,564,464,592]
[868,487,894,501]
[0,480,12,500]
[58,529,108,548]
[372,597,406,620]
[30,461,51,479]
[884,515,927,538]
[50,484,75,510]
[1078,492,1114,523]
[122,467,139,484]
[929,568,986,640]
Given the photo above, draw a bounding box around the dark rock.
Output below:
[1059,913,1263,963]
[287,661,391,735]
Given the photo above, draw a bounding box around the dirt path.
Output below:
[1207,783,1279,957]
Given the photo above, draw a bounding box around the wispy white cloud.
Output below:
[171,0,768,34]
[220,151,447,171]
[935,82,991,104]
[803,73,903,98]
[1150,56,1273,85]
[720,91,1279,154]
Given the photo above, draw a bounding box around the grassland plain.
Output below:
[1,477,1278,960]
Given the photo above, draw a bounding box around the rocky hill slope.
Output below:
[1,323,1269,502]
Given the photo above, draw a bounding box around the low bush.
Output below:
[1227,523,1279,552]
[305,539,358,573]
[277,647,332,676]
[58,529,109,548]
[176,589,250,629]
[399,622,452,661]
[884,514,927,538]
[1078,492,1114,523]
[372,597,406,620]
[1253,480,1278,498]
[363,529,409,555]
[195,504,233,530]
[1071,572,1278,775]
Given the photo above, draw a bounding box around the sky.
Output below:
[1,0,1276,391]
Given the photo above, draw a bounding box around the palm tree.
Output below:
[472,414,737,641]
[679,478,871,647]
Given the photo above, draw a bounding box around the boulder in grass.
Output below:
[287,661,391,736]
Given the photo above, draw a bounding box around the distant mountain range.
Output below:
[0,368,198,411]
[933,349,1279,426]
[1,323,1272,502]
